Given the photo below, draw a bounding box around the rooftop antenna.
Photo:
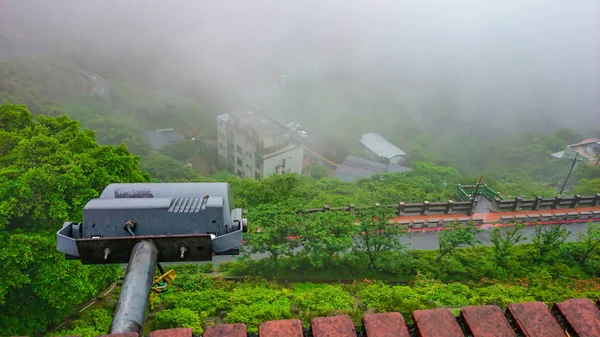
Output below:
[56,183,247,334]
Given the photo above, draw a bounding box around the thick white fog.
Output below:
[1,0,598,131]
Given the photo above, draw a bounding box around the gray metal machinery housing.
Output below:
[55,183,247,334]
[57,182,246,263]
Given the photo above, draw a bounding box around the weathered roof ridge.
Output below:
[26,297,600,337]
[359,132,406,158]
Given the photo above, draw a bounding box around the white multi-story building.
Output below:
[217,111,304,179]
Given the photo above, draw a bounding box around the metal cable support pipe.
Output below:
[110,240,158,333]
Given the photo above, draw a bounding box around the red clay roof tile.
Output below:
[203,323,247,337]
[554,298,600,337]
[148,328,192,337]
[507,301,565,337]
[413,308,464,337]
[461,305,515,337]
[311,315,357,337]
[362,312,410,337]
[259,319,303,337]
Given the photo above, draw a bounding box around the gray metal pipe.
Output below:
[110,240,158,333]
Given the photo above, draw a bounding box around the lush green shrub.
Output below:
[151,308,205,334]
[468,284,534,307]
[159,289,230,316]
[51,308,113,337]
[169,270,221,292]
[217,261,238,273]
[295,284,356,322]
[224,286,294,332]
[357,283,436,323]
[225,298,293,332]
[229,285,291,306]
[198,263,214,274]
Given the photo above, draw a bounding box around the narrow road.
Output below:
[402,221,589,250]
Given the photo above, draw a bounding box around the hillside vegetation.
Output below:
[0,103,147,334]
[2,55,599,195]
[1,55,599,335]
[0,57,217,178]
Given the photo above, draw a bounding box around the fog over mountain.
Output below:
[1,0,598,132]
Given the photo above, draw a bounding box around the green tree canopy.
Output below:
[0,103,150,231]
[0,103,150,335]
[139,151,200,182]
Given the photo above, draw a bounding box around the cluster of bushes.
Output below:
[53,265,600,336]
[144,269,600,334]
[52,215,600,336]
[43,215,600,336]
[235,206,600,284]
[49,308,114,337]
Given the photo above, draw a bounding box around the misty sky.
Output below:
[1,0,599,131]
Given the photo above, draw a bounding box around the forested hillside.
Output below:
[2,55,598,201]
[1,1,599,335]
[1,46,599,336]
[1,28,599,337]
[0,57,217,179]
[1,103,599,335]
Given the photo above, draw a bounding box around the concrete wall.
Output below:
[216,116,228,164]
[564,146,589,163]
[262,146,304,178]
[300,200,472,216]
[232,132,258,178]
[389,155,404,165]
[491,194,600,212]
[363,146,379,162]
[363,145,404,164]
[565,144,599,165]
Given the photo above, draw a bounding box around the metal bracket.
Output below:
[76,234,212,264]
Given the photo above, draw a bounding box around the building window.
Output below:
[255,172,261,180]
[237,158,243,167]
[236,145,242,154]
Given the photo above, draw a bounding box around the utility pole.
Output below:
[466,176,483,216]
[559,152,582,196]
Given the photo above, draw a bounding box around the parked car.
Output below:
[287,122,302,132]
[297,130,308,138]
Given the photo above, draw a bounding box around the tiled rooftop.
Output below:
[30,297,600,337]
